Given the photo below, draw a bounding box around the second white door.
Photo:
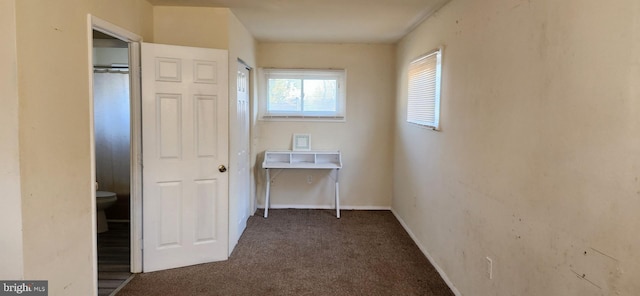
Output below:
[229,62,251,252]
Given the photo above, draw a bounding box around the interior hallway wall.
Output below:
[255,43,396,209]
[15,0,153,294]
[392,0,640,295]
[0,0,24,280]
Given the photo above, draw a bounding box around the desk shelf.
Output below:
[262,150,342,219]
[263,150,342,169]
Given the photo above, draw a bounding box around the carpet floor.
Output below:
[116,209,454,296]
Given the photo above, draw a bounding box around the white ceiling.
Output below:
[146,0,451,43]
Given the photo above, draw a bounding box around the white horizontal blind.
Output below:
[407,49,442,129]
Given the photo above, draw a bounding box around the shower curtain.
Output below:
[93,70,131,205]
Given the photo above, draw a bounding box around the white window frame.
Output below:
[259,68,346,121]
[407,48,442,130]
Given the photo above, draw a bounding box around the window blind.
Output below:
[407,49,442,129]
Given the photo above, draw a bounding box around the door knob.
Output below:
[218,165,227,173]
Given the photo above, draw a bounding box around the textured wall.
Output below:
[0,0,24,280]
[393,0,640,295]
[15,0,153,294]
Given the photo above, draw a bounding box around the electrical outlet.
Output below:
[307,175,313,184]
[486,257,493,279]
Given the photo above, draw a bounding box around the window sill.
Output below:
[407,121,439,131]
[261,115,346,122]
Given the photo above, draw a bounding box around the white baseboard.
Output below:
[390,208,462,296]
[260,204,391,210]
[340,205,390,210]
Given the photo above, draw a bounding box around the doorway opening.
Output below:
[92,29,131,296]
[90,15,143,296]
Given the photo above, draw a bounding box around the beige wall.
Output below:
[393,0,640,295]
[91,0,154,41]
[255,43,396,209]
[15,0,153,294]
[153,6,229,49]
[0,0,24,280]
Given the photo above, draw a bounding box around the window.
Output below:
[407,48,442,129]
[260,69,346,120]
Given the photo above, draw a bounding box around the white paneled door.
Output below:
[236,64,250,230]
[229,62,251,252]
[141,43,229,272]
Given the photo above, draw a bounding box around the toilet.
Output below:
[96,191,118,233]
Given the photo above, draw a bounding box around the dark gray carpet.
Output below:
[116,209,454,296]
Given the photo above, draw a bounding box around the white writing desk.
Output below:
[262,150,342,218]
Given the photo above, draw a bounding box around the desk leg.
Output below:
[335,169,340,219]
[264,168,270,218]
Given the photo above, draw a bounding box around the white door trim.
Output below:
[88,15,143,277]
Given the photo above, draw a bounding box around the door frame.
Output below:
[88,15,143,274]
